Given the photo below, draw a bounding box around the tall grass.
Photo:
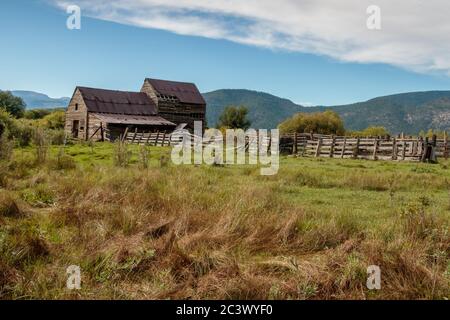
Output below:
[0,142,448,299]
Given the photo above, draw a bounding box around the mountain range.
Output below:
[6,89,450,134]
[9,90,70,109]
[203,89,450,134]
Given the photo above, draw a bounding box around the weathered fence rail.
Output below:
[117,129,449,162]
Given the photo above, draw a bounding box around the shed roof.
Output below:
[77,87,157,115]
[92,113,176,126]
[145,78,206,105]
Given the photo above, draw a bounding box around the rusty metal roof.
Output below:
[145,78,206,105]
[91,113,176,126]
[77,87,157,115]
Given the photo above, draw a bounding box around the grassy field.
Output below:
[0,142,449,299]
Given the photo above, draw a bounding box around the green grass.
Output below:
[0,142,449,299]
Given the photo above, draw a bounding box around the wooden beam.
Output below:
[315,138,322,158]
[373,139,379,160]
[131,128,138,144]
[293,132,298,155]
[340,137,346,158]
[330,136,335,158]
[445,131,448,160]
[155,131,160,146]
[392,138,397,160]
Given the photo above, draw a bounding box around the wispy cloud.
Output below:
[54,0,450,75]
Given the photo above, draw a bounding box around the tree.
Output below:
[0,91,26,118]
[278,110,345,135]
[217,105,251,130]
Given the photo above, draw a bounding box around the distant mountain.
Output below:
[319,91,450,134]
[203,89,450,134]
[203,89,306,129]
[9,90,70,109]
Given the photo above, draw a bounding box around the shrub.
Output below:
[48,129,66,145]
[278,110,345,135]
[41,110,65,130]
[24,109,52,120]
[33,128,49,165]
[114,140,132,167]
[12,120,34,147]
[138,145,150,169]
[0,133,13,161]
[0,192,22,217]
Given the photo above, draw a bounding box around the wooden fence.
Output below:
[282,133,449,162]
[118,129,449,162]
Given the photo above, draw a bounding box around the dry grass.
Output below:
[0,143,449,300]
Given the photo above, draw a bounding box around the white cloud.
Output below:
[54,0,450,75]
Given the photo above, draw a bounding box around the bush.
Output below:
[12,120,34,147]
[48,129,66,145]
[33,128,49,165]
[114,140,132,167]
[0,133,13,161]
[24,109,52,120]
[41,111,65,130]
[138,145,150,169]
[0,192,22,217]
[278,111,345,135]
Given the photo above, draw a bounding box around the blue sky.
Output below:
[1,0,450,106]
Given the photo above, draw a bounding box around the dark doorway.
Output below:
[72,120,79,138]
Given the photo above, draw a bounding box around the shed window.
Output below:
[75,103,79,111]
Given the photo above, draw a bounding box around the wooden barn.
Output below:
[64,78,206,141]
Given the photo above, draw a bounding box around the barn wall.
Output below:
[141,79,207,129]
[140,81,159,107]
[87,114,104,141]
[64,89,88,140]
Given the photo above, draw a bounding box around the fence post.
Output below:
[402,140,406,160]
[155,131,160,146]
[444,131,448,160]
[315,138,323,158]
[131,128,138,144]
[293,132,298,155]
[162,131,167,147]
[373,138,379,160]
[353,138,360,159]
[392,138,397,160]
[330,136,335,158]
[341,137,346,158]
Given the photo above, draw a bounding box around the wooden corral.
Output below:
[123,129,447,163]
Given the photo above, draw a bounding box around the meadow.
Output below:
[0,142,449,299]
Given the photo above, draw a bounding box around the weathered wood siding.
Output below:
[87,113,104,141]
[141,80,206,129]
[64,89,88,140]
